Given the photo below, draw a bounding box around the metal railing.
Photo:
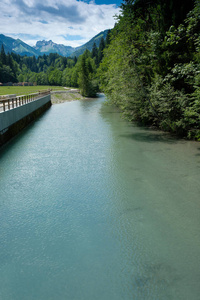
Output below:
[0,89,51,113]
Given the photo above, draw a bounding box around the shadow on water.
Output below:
[195,147,200,156]
[0,107,51,157]
[0,127,31,158]
[100,99,180,145]
[119,130,180,144]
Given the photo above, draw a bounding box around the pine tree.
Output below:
[78,51,97,97]
[78,55,90,96]
[105,30,111,47]
[92,43,98,58]
[0,44,7,65]
[98,37,105,65]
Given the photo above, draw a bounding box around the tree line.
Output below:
[0,35,109,96]
[98,0,200,140]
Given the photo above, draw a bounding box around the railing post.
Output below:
[3,101,6,112]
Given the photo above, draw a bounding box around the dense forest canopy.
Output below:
[0,0,200,140]
[98,0,200,140]
[0,49,76,86]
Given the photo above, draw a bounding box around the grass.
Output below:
[0,86,66,96]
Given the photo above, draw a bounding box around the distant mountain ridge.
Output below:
[0,34,39,56]
[34,40,75,57]
[0,30,109,58]
[70,30,109,57]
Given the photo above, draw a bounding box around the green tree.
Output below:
[91,43,98,65]
[78,51,97,97]
[0,44,7,65]
[99,0,199,139]
[48,69,62,86]
[98,37,105,65]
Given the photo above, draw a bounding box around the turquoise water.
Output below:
[0,94,200,299]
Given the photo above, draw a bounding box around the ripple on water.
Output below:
[0,97,200,300]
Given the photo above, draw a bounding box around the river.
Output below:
[0,94,200,300]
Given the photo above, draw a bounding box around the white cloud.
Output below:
[0,0,120,47]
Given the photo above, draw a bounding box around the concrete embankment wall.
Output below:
[0,95,51,147]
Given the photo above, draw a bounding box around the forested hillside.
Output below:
[98,0,200,140]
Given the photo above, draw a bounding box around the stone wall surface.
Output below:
[0,95,51,147]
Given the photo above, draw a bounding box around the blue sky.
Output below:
[85,0,122,6]
[0,0,122,47]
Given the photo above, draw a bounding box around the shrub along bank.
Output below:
[98,0,200,140]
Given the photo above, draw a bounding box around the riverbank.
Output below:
[51,88,85,104]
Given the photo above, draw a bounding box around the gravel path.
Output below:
[51,89,85,104]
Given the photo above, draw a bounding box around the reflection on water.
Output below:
[0,95,200,300]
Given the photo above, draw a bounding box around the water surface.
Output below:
[0,94,200,299]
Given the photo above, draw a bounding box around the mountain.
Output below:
[34,40,75,57]
[70,29,109,57]
[0,30,109,58]
[34,30,109,57]
[11,39,39,57]
[0,34,39,57]
[0,34,17,53]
